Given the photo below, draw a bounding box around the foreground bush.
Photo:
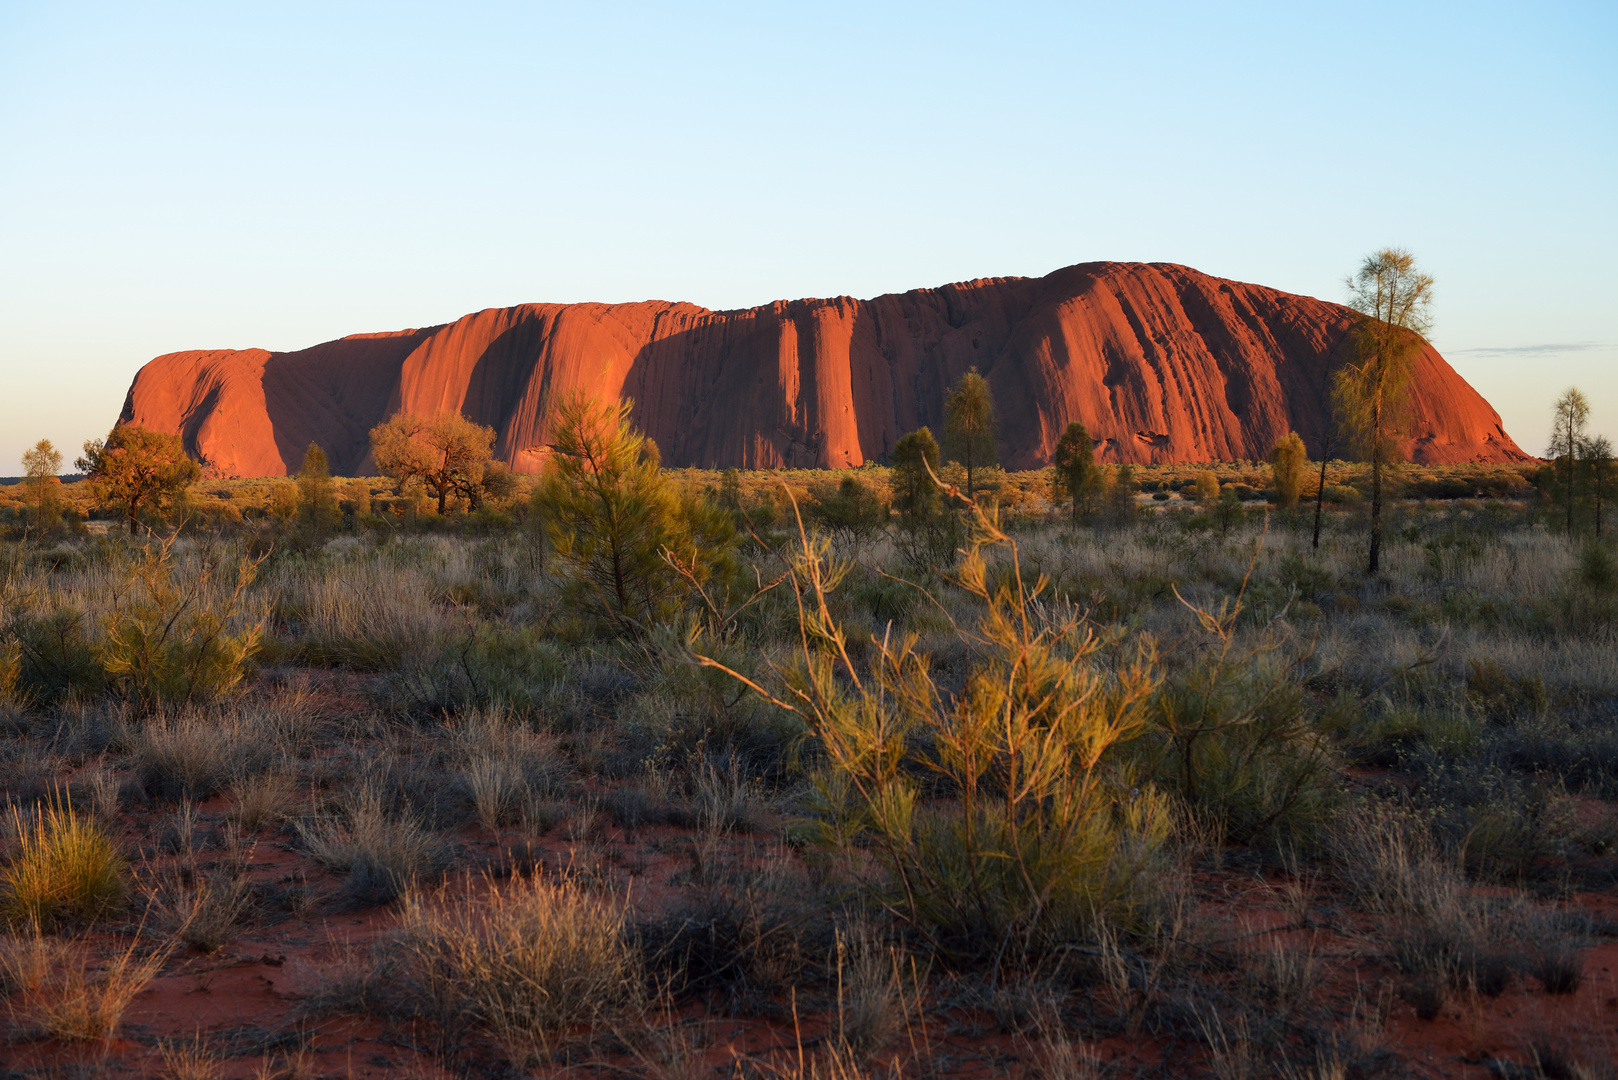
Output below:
[395,873,640,1065]
[97,537,267,710]
[2,796,125,929]
[1141,564,1341,845]
[392,624,565,715]
[0,930,166,1042]
[703,499,1171,961]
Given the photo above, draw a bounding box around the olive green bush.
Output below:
[96,537,267,710]
[537,395,736,637]
[1142,592,1341,845]
[700,498,1172,962]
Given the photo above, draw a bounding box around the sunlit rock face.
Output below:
[120,261,1527,476]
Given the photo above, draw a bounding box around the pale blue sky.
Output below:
[2,1,1614,468]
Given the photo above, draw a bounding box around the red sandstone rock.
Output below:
[119,262,1527,476]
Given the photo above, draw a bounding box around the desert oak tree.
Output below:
[21,438,63,538]
[942,369,997,498]
[1269,431,1309,510]
[890,426,943,522]
[1051,421,1100,524]
[1548,387,1591,535]
[536,394,734,635]
[297,443,339,531]
[1333,248,1433,574]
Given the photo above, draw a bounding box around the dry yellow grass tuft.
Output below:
[3,929,168,1042]
[1,795,125,929]
[395,872,641,1065]
[158,1034,223,1080]
[297,785,447,904]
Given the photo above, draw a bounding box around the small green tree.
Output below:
[1269,432,1309,509]
[890,427,961,571]
[536,394,734,635]
[370,411,497,515]
[268,483,297,521]
[343,478,372,519]
[21,439,63,539]
[1333,248,1433,574]
[1107,465,1137,526]
[297,443,339,532]
[75,426,201,535]
[942,369,997,498]
[718,468,742,512]
[467,460,517,511]
[1051,422,1100,524]
[1193,469,1221,510]
[1548,388,1591,535]
[1213,489,1244,536]
[890,428,943,522]
[97,536,266,711]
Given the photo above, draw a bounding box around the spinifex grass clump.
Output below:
[2,795,126,929]
[701,494,1171,963]
[395,873,641,1066]
[0,928,169,1042]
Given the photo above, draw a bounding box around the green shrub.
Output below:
[1141,581,1341,845]
[391,625,565,716]
[96,538,267,710]
[7,608,105,703]
[1465,659,1547,725]
[700,504,1171,962]
[807,476,888,550]
[843,567,919,623]
[622,632,801,774]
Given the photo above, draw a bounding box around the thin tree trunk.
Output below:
[1312,446,1329,551]
[1567,425,1576,535]
[1369,457,1382,573]
[1368,388,1383,575]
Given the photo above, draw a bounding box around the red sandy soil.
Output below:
[117,262,1527,477]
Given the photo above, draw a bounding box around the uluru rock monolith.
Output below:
[119,261,1527,476]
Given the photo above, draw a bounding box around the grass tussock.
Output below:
[394,872,641,1065]
[298,786,449,906]
[1,796,125,929]
[0,929,168,1042]
[139,863,254,953]
[157,1035,224,1080]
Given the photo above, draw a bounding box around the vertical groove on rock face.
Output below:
[118,261,1529,477]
